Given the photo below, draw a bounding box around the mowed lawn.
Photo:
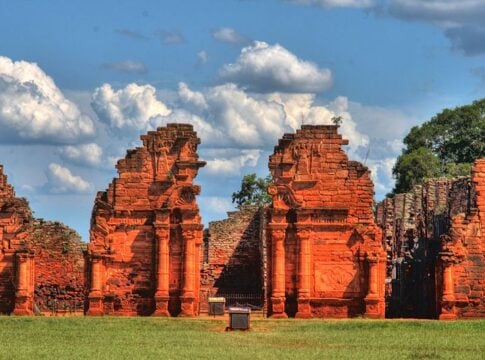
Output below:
[0,317,483,360]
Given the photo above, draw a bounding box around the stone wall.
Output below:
[376,160,485,319]
[29,220,85,313]
[0,165,86,315]
[0,165,34,315]
[200,206,264,312]
[86,124,205,317]
[267,125,385,318]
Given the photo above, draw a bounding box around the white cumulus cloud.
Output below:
[58,143,103,167]
[45,163,93,194]
[219,41,333,93]
[205,149,261,176]
[0,56,95,144]
[91,83,171,133]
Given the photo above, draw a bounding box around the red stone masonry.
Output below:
[439,159,485,319]
[376,159,485,319]
[29,220,85,313]
[86,124,205,316]
[267,125,385,318]
[0,165,34,315]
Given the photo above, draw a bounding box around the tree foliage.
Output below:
[393,98,485,193]
[231,173,272,206]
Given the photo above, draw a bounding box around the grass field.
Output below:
[0,317,483,359]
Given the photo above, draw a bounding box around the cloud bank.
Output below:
[0,56,95,144]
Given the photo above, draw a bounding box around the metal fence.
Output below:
[215,292,264,310]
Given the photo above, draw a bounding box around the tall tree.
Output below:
[393,98,485,193]
[231,173,272,206]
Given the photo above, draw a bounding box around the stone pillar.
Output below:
[154,225,170,316]
[87,255,104,316]
[364,255,381,318]
[270,226,287,318]
[13,251,34,315]
[439,253,457,320]
[180,225,197,317]
[296,229,312,318]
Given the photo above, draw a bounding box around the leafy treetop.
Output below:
[392,98,485,193]
[231,173,272,207]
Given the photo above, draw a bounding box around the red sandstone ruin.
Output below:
[0,165,84,315]
[377,159,485,319]
[266,125,386,318]
[86,124,205,316]
[0,165,34,315]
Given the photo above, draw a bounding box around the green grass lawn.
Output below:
[0,317,483,360]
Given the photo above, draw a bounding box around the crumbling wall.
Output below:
[200,206,264,311]
[0,165,86,315]
[267,125,385,319]
[376,160,485,319]
[86,124,205,317]
[0,165,34,315]
[29,220,85,313]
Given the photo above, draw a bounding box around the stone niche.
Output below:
[266,125,385,318]
[86,124,205,317]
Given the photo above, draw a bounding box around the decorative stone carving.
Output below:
[86,124,205,316]
[267,125,385,318]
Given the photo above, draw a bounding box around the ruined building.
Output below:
[376,159,485,319]
[0,165,34,315]
[0,165,84,315]
[265,125,386,318]
[86,124,205,316]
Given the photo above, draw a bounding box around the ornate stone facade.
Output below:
[86,124,205,316]
[267,125,385,318]
[0,165,35,315]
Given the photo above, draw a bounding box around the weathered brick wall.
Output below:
[376,161,485,319]
[0,165,34,315]
[29,220,85,313]
[0,165,86,315]
[86,124,205,317]
[267,125,385,319]
[200,206,264,311]
[438,160,485,319]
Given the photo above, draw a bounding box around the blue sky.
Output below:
[0,0,484,240]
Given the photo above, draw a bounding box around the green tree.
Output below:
[393,98,485,193]
[231,173,272,206]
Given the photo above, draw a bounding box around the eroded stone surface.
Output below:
[267,125,385,318]
[376,160,485,319]
[86,124,205,316]
[0,165,86,315]
[29,220,85,313]
[0,165,34,315]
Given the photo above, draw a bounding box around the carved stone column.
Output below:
[439,252,457,320]
[270,226,287,318]
[364,255,381,318]
[296,228,312,318]
[154,225,170,316]
[13,250,34,315]
[87,255,104,316]
[180,224,197,317]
